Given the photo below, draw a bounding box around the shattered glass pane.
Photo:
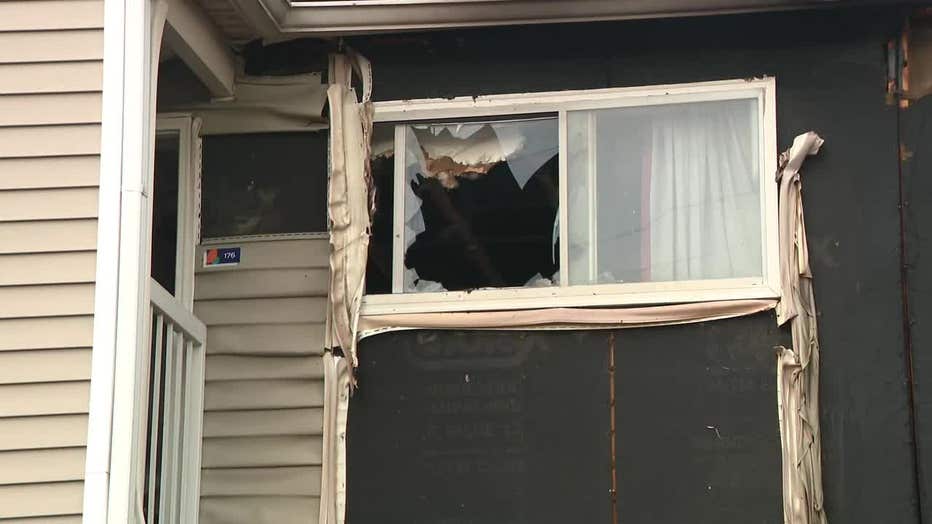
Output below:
[402,117,559,292]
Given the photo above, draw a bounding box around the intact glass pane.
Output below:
[567,98,762,285]
[400,117,559,293]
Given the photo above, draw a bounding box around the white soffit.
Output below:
[228,0,849,37]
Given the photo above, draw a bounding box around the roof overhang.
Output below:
[228,0,862,39]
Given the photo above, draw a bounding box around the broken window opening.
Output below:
[367,117,560,294]
[363,80,777,312]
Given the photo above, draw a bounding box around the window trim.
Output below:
[362,78,779,316]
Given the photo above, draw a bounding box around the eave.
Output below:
[228,0,863,39]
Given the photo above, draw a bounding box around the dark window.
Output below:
[201,131,329,238]
[151,134,179,293]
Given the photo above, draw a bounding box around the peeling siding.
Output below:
[0,1,103,520]
[195,238,328,524]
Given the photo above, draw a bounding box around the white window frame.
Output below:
[362,78,779,315]
[155,115,201,308]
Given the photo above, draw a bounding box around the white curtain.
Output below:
[648,100,761,281]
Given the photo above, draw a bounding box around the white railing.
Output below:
[143,278,206,524]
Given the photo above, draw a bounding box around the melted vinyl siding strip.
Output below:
[195,239,328,524]
[194,268,329,300]
[204,379,324,411]
[203,408,324,438]
[200,496,320,524]
[195,296,327,326]
[206,323,325,356]
[205,355,324,380]
[202,436,323,469]
[201,466,322,497]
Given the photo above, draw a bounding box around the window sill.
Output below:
[361,277,779,316]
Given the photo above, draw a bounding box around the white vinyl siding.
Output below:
[0,0,103,520]
[195,238,328,524]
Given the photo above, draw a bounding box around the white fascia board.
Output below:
[246,0,839,36]
[164,0,236,98]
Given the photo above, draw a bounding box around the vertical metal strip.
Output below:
[608,331,618,524]
[392,124,406,293]
[558,110,569,286]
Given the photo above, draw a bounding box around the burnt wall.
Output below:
[902,92,932,522]
[308,7,915,523]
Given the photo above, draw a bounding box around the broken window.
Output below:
[368,117,559,293]
[365,80,778,312]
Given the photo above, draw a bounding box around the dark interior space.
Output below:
[151,134,180,293]
[200,131,329,238]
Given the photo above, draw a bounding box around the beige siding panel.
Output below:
[201,466,321,497]
[205,355,323,381]
[0,448,85,485]
[0,0,103,31]
[196,239,328,272]
[204,379,323,411]
[1,513,83,523]
[0,62,102,95]
[0,30,102,64]
[0,252,96,286]
[0,219,97,254]
[0,415,87,451]
[0,481,83,519]
[0,316,93,351]
[0,283,94,318]
[0,188,98,221]
[206,323,324,356]
[200,496,320,524]
[0,125,100,158]
[196,239,330,520]
[195,268,328,300]
[0,156,99,190]
[0,93,101,127]
[0,348,91,384]
[201,436,322,468]
[203,408,323,438]
[195,297,326,326]
[0,381,88,417]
